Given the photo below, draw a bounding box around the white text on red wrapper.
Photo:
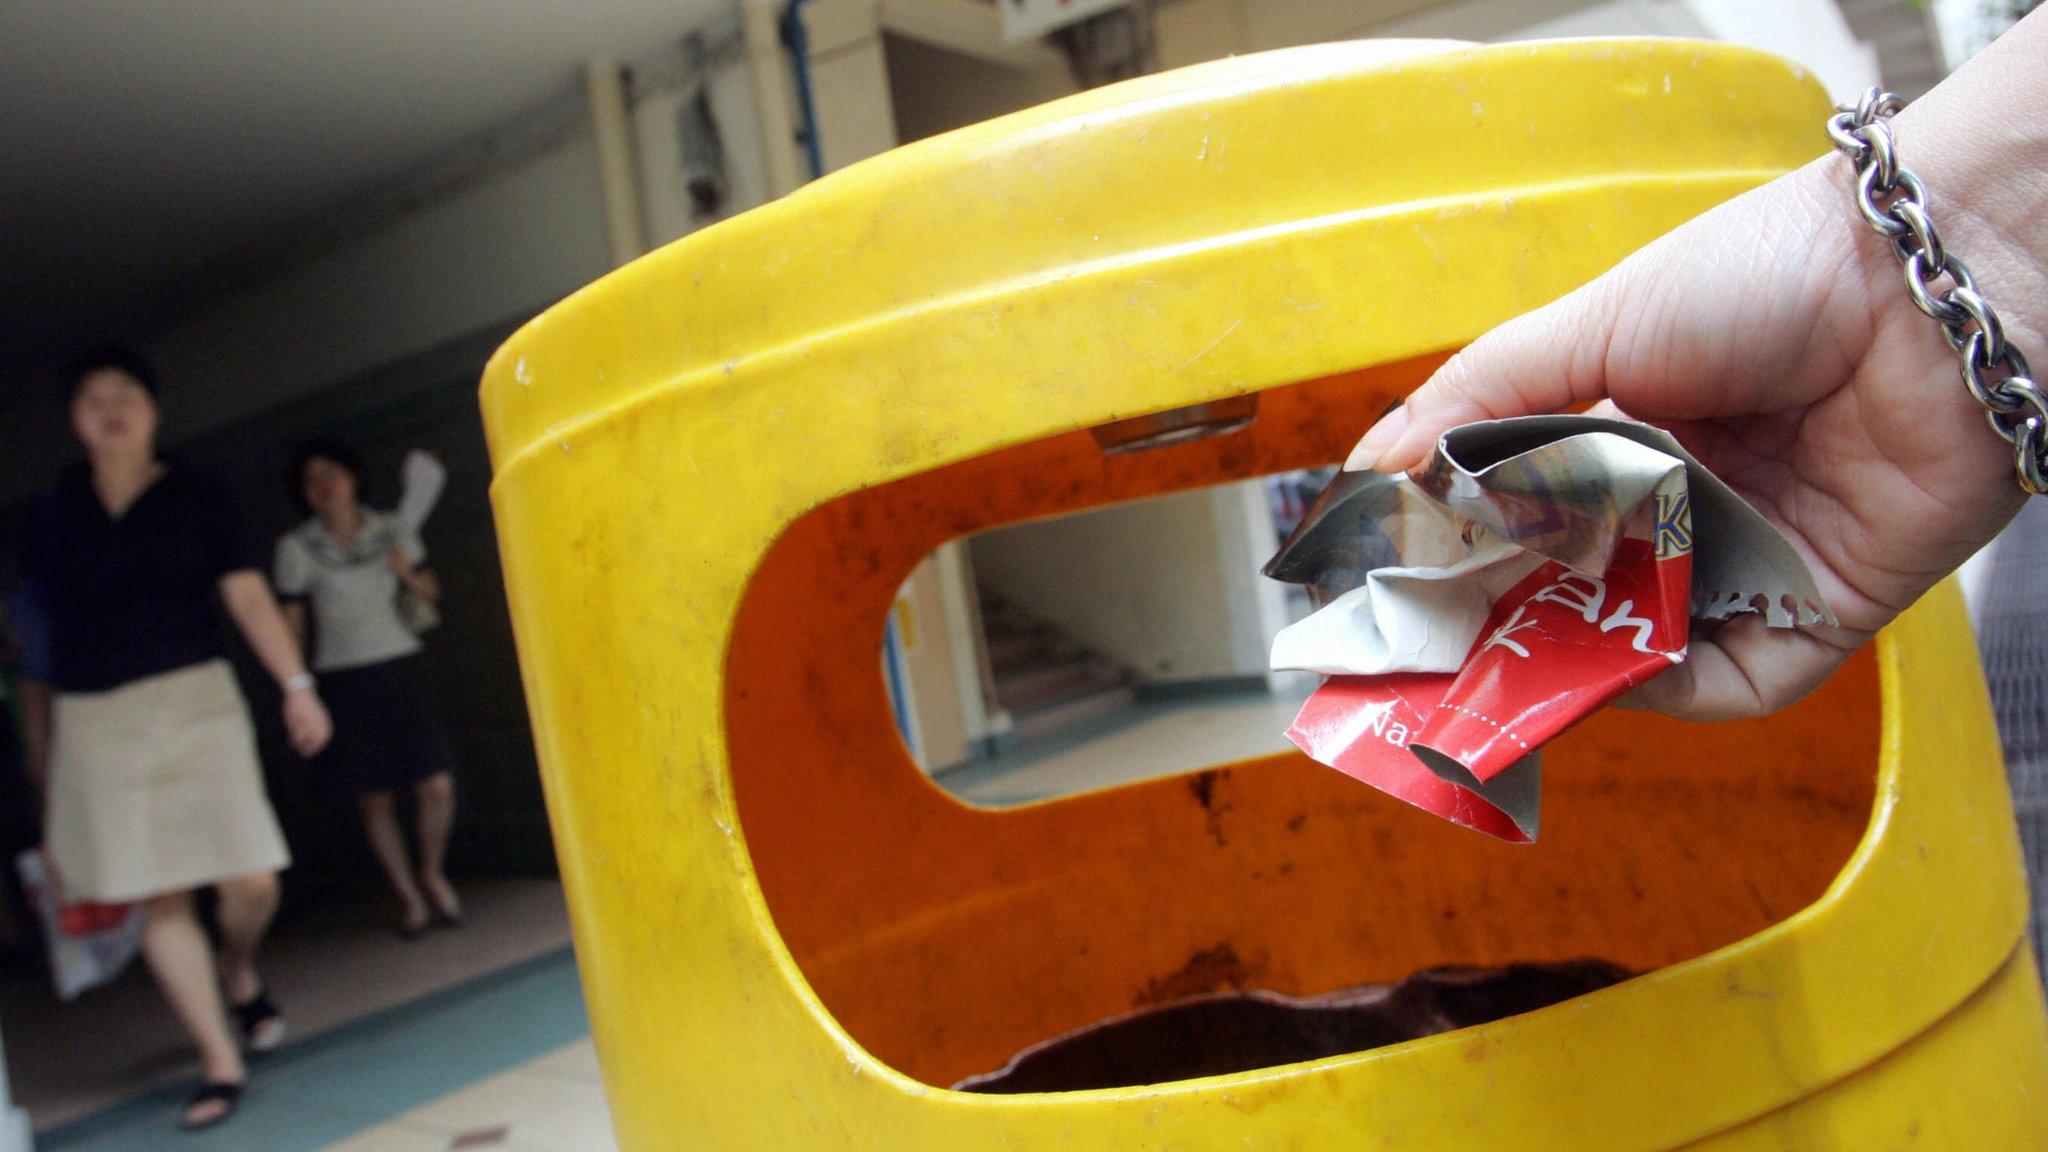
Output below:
[1344,700,1414,750]
[1481,571,1681,662]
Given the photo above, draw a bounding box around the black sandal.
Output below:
[231,990,287,1055]
[180,1081,244,1130]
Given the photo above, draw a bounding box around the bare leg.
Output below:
[413,772,460,920]
[215,872,286,1054]
[360,791,430,932]
[215,872,279,1006]
[139,891,242,1124]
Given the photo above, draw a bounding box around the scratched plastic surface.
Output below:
[481,38,2048,1152]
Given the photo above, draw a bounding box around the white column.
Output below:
[742,0,808,197]
[584,58,649,267]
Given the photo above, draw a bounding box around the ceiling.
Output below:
[0,0,724,379]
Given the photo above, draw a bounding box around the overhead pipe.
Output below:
[780,0,828,180]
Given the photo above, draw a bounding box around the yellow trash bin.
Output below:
[481,38,2048,1151]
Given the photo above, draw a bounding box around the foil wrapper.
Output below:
[1267,416,1833,841]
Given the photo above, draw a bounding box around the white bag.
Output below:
[15,850,142,1001]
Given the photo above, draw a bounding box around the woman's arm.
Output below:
[5,586,56,790]
[281,600,309,651]
[391,552,442,605]
[220,570,332,756]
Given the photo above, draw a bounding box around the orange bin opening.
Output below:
[725,357,1879,1091]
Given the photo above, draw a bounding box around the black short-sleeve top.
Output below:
[23,462,264,693]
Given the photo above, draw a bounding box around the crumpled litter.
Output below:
[1266,415,1834,842]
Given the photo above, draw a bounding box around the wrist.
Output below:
[1892,34,2048,356]
[282,672,316,695]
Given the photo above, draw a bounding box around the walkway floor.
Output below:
[31,686,1313,1151]
[42,946,593,1152]
[937,682,1311,806]
[13,877,573,1140]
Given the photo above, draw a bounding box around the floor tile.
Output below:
[40,947,588,1152]
[518,1041,602,1085]
[312,1122,455,1152]
[945,687,1312,806]
[398,1067,613,1152]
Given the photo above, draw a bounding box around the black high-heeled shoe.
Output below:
[230,989,287,1055]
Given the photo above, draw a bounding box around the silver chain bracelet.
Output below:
[1828,87,2048,494]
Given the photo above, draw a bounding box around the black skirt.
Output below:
[310,653,456,797]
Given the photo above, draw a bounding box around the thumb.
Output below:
[1346,269,1628,474]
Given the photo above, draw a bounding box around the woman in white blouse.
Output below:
[275,441,461,938]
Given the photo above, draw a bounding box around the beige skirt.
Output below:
[47,660,291,903]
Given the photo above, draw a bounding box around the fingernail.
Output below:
[1344,402,1409,472]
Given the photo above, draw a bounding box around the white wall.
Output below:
[807,0,903,173]
[151,134,611,438]
[636,58,772,247]
[1675,0,1880,102]
[1387,0,1880,102]
[1159,0,1879,101]
[892,543,1003,769]
[971,482,1281,685]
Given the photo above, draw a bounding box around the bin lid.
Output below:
[481,37,1829,474]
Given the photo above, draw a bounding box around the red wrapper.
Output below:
[1270,416,1831,843]
[1287,672,1534,843]
[1415,533,1690,788]
[1286,512,1688,842]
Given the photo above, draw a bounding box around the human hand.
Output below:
[284,688,332,757]
[1345,22,2048,720]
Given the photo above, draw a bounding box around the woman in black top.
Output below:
[22,347,331,1131]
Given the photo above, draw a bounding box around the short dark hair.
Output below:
[290,438,365,516]
[63,343,160,403]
